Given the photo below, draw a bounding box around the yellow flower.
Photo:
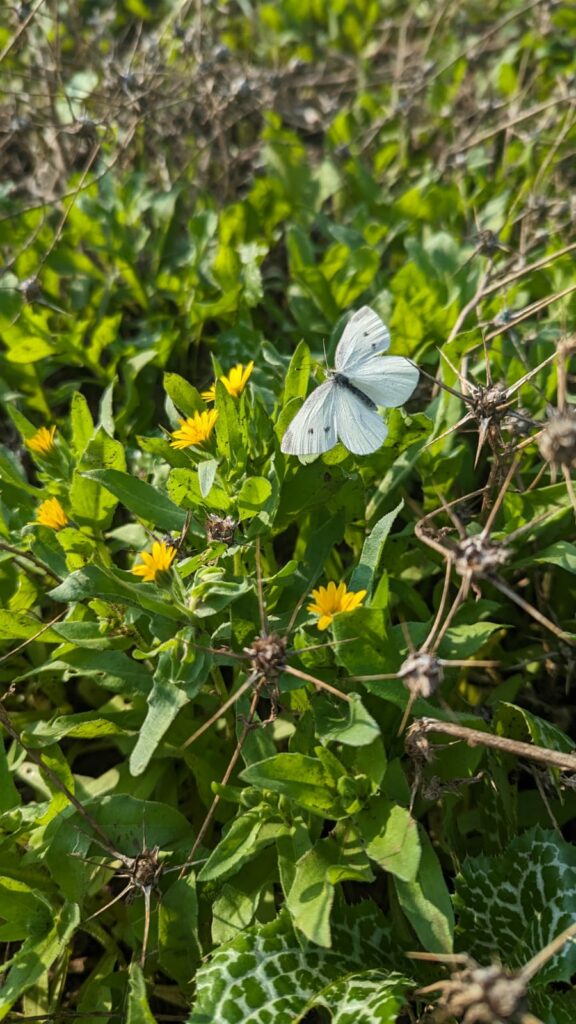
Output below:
[202,361,254,402]
[27,425,57,456]
[308,581,367,631]
[36,497,68,530]
[131,540,177,582]
[169,409,218,449]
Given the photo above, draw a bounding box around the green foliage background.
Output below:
[0,1,575,1021]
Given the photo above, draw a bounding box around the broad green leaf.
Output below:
[313,693,380,746]
[349,499,403,595]
[198,810,287,883]
[0,611,61,642]
[212,852,278,945]
[164,373,205,417]
[495,702,575,756]
[240,754,345,818]
[158,876,201,987]
[356,800,421,882]
[168,467,232,512]
[189,904,405,1024]
[0,900,80,1021]
[215,380,243,467]
[455,826,576,982]
[5,335,56,363]
[130,647,208,775]
[70,392,95,455]
[126,963,155,1024]
[532,541,576,574]
[81,469,187,531]
[48,565,186,622]
[285,840,338,945]
[70,429,126,526]
[237,476,272,518]
[282,340,311,405]
[198,458,218,499]
[395,828,454,952]
[0,740,19,812]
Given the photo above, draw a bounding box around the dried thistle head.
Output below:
[244,633,287,680]
[130,845,163,891]
[425,960,528,1024]
[537,409,576,469]
[454,535,508,578]
[400,652,444,699]
[206,514,238,545]
[470,384,508,421]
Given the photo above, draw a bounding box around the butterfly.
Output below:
[281,306,419,456]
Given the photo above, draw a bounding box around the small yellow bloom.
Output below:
[27,425,57,456]
[36,497,68,530]
[169,409,218,449]
[308,581,367,631]
[202,361,254,402]
[131,540,177,582]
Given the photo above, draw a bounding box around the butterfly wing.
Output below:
[346,355,419,408]
[333,384,388,455]
[281,381,337,456]
[335,306,391,374]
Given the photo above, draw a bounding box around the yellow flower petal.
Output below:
[36,497,68,530]
[202,361,254,403]
[27,425,57,456]
[307,581,367,631]
[131,540,177,582]
[222,361,254,398]
[169,409,218,449]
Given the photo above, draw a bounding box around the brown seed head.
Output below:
[432,961,527,1023]
[206,514,238,545]
[454,535,508,578]
[400,652,444,699]
[471,384,508,420]
[244,633,287,680]
[537,409,576,469]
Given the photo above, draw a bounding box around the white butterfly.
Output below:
[281,306,419,456]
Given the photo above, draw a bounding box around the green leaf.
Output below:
[198,458,219,499]
[130,647,208,775]
[189,904,406,1024]
[395,828,454,952]
[0,610,61,642]
[349,499,404,594]
[532,541,576,574]
[47,565,186,621]
[0,899,80,1021]
[70,429,126,526]
[164,373,205,417]
[356,800,421,882]
[70,392,95,455]
[198,810,287,883]
[215,381,243,467]
[455,826,576,982]
[237,476,273,519]
[282,340,311,405]
[313,693,380,746]
[158,876,201,987]
[240,754,345,818]
[0,740,19,812]
[81,469,187,530]
[126,962,156,1024]
[285,840,338,945]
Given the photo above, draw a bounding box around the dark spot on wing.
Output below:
[324,426,331,433]
[308,428,314,435]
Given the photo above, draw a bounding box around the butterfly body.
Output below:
[281,305,419,457]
